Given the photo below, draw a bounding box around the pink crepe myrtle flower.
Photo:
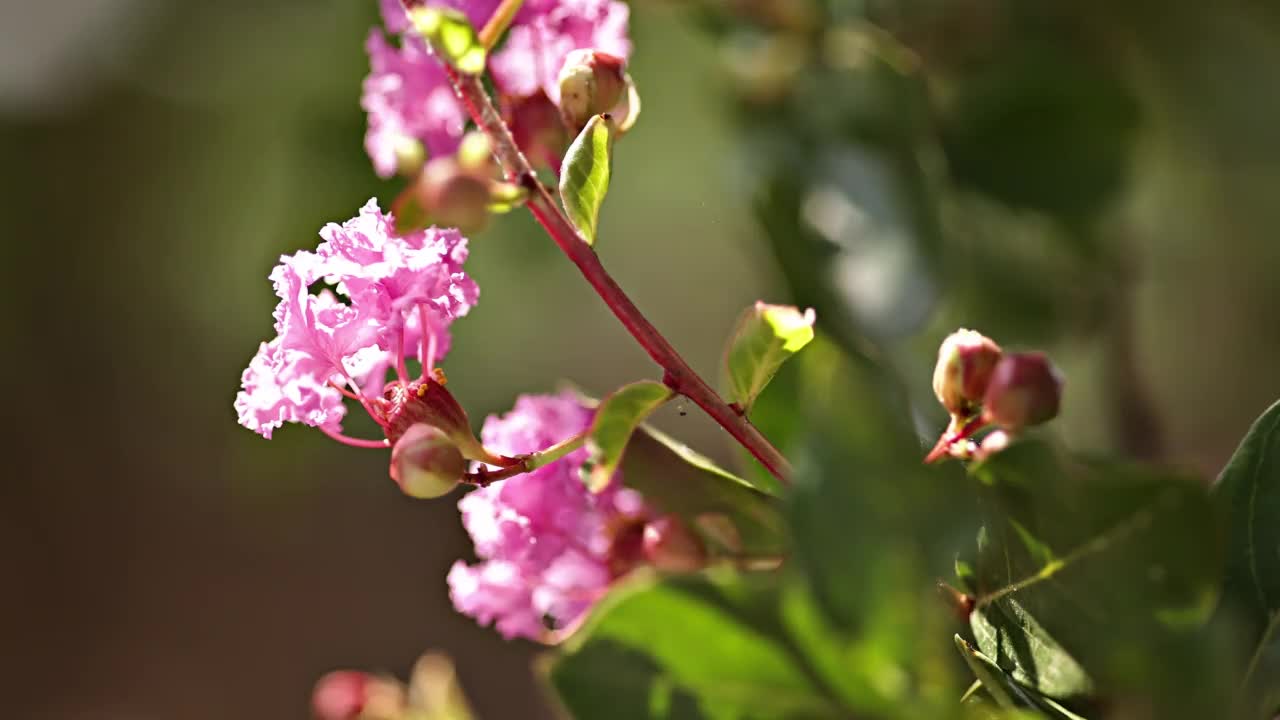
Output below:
[363,0,631,176]
[490,0,631,103]
[235,199,477,447]
[447,392,648,640]
[363,31,469,179]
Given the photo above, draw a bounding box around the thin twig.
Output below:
[442,68,792,483]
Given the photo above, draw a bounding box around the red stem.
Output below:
[444,69,792,483]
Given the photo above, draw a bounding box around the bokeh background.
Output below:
[3,0,1280,717]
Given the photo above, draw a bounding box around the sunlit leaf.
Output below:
[585,380,672,492]
[723,302,815,413]
[559,114,613,244]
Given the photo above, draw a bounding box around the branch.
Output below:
[443,68,792,484]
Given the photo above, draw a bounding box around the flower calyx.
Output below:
[374,372,515,469]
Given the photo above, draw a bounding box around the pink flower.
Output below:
[235,199,478,443]
[490,0,631,103]
[363,0,631,174]
[363,31,469,179]
[447,392,647,640]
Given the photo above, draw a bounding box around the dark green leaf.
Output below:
[1213,398,1280,630]
[969,597,1093,700]
[559,114,613,244]
[723,302,815,413]
[970,439,1227,717]
[1213,399,1280,716]
[586,380,672,491]
[954,636,1089,720]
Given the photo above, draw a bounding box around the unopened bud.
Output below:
[643,516,708,573]
[932,329,1002,417]
[558,49,627,134]
[982,352,1063,432]
[390,423,466,499]
[311,671,369,720]
[377,377,507,467]
[415,157,491,234]
[505,91,569,170]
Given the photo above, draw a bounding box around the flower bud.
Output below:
[414,157,492,234]
[377,377,508,466]
[505,91,569,171]
[932,329,1003,417]
[311,671,369,720]
[557,49,627,134]
[643,516,708,573]
[390,423,466,499]
[981,352,1063,432]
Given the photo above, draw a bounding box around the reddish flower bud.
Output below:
[558,49,628,134]
[414,157,491,234]
[982,352,1064,432]
[311,671,369,720]
[390,423,466,499]
[932,329,1003,417]
[375,376,508,467]
[505,91,569,171]
[642,516,708,573]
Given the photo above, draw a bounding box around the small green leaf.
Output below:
[409,7,486,74]
[723,302,816,413]
[559,114,613,245]
[586,380,672,492]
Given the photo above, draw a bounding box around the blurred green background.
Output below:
[3,0,1280,717]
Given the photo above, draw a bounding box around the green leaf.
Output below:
[970,439,1227,717]
[969,597,1093,700]
[723,302,815,413]
[621,426,787,559]
[954,637,1089,720]
[559,114,613,245]
[409,7,485,74]
[1213,399,1280,630]
[548,574,839,720]
[1213,399,1280,716]
[586,380,672,492]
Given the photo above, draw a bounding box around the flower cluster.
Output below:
[235,199,477,442]
[364,0,631,177]
[448,392,649,640]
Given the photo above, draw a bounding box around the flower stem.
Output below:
[464,430,589,485]
[478,0,524,50]
[441,69,792,484]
